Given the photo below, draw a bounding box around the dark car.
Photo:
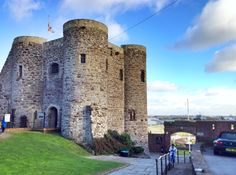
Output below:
[213,132,236,155]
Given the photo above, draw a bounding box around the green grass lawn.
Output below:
[0,132,123,175]
[148,124,164,134]
[177,149,190,155]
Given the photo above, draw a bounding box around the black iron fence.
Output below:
[155,150,191,175]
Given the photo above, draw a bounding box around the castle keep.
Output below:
[0,19,147,146]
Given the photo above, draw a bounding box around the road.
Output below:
[203,148,236,175]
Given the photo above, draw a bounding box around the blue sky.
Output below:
[1,0,236,116]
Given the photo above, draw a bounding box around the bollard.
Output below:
[156,159,158,175]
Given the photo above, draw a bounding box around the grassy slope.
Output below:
[0,132,122,175]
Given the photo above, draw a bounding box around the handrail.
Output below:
[156,150,191,175]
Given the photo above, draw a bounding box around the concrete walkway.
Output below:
[0,132,11,140]
[89,154,193,175]
[168,163,193,175]
[89,155,158,175]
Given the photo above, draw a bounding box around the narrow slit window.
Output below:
[19,65,23,78]
[119,69,123,81]
[81,54,86,63]
[106,59,108,71]
[110,48,113,56]
[141,70,145,82]
[128,109,136,121]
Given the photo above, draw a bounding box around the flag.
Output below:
[48,16,54,33]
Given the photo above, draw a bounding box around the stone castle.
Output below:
[0,19,147,146]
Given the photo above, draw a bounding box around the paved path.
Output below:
[168,163,193,175]
[89,155,158,175]
[203,148,236,175]
[89,154,193,175]
[0,132,11,140]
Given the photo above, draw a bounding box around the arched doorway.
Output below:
[48,107,58,128]
[170,132,196,151]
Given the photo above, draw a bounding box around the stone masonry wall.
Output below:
[42,38,64,128]
[107,43,125,133]
[0,50,14,116]
[123,45,148,146]
[62,19,108,145]
[0,19,148,149]
[10,36,46,127]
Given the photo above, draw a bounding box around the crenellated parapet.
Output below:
[13,36,46,45]
[63,19,108,34]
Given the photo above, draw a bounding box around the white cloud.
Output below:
[107,21,128,42]
[60,0,151,16]
[173,0,236,50]
[155,0,172,11]
[59,0,176,43]
[148,84,236,116]
[205,44,236,72]
[5,0,41,21]
[148,80,177,92]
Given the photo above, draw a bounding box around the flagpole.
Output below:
[187,98,191,152]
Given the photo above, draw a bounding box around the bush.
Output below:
[93,130,143,156]
[130,146,144,154]
[120,132,134,148]
[93,137,124,155]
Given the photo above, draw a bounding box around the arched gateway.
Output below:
[47,107,58,128]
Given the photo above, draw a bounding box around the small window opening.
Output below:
[0,84,2,92]
[119,69,123,81]
[81,54,86,63]
[115,51,119,55]
[128,109,136,121]
[80,26,86,30]
[51,63,59,74]
[85,105,92,115]
[18,65,23,78]
[110,48,113,56]
[106,59,108,71]
[141,70,145,82]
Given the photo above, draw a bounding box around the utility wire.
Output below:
[108,0,179,41]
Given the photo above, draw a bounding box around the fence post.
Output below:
[156,159,158,175]
[184,151,186,163]
[168,153,171,170]
[165,155,167,175]
[161,157,163,175]
[177,150,179,163]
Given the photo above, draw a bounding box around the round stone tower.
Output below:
[122,45,148,146]
[62,19,108,145]
[11,36,46,127]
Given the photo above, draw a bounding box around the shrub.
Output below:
[130,146,144,154]
[120,132,134,148]
[93,130,143,156]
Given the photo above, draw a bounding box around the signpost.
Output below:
[4,114,11,122]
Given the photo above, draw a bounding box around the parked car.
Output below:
[213,132,236,155]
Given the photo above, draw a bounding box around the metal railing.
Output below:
[155,150,191,175]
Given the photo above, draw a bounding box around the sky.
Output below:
[1,0,236,116]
